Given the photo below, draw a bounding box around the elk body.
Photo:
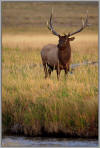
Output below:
[41,11,88,79]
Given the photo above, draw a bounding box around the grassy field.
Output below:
[2,2,98,137]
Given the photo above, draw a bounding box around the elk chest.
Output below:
[58,47,71,66]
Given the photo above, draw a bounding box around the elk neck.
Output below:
[58,41,71,66]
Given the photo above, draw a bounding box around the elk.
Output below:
[41,11,88,79]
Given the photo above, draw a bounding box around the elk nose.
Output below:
[60,41,63,46]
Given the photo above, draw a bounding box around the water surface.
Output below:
[2,136,98,147]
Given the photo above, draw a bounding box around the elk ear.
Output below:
[69,37,75,41]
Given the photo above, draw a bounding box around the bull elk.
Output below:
[41,11,88,79]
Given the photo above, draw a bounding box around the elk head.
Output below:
[57,35,75,49]
[47,10,88,49]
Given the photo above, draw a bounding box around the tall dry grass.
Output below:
[2,33,98,137]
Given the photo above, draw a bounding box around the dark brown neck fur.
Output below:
[58,41,71,66]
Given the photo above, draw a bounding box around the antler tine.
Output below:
[83,10,88,28]
[47,9,60,37]
[82,18,85,27]
[68,10,89,37]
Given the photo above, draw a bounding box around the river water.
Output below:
[2,136,98,147]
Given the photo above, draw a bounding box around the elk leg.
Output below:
[64,68,68,79]
[56,68,61,80]
[43,63,48,78]
[48,68,52,77]
[64,64,70,79]
[67,64,70,72]
[47,64,53,78]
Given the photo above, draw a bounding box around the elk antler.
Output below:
[47,10,60,37]
[68,10,89,37]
